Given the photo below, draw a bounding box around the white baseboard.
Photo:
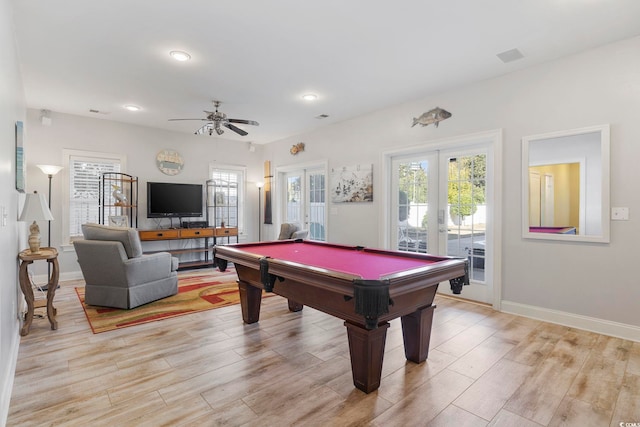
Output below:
[0,326,20,427]
[501,300,640,342]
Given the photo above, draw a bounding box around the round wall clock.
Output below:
[156,149,184,175]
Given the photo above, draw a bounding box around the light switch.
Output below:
[612,207,629,220]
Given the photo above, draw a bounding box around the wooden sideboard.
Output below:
[212,226,239,244]
[138,227,227,270]
[139,227,239,269]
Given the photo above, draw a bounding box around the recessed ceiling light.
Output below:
[302,93,318,101]
[124,105,141,112]
[170,50,191,61]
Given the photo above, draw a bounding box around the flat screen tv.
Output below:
[147,182,203,218]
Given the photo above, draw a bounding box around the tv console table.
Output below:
[138,227,238,270]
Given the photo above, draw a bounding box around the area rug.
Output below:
[75,269,261,334]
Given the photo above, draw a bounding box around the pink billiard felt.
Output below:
[241,242,435,279]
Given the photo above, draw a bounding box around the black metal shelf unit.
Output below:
[99,172,138,228]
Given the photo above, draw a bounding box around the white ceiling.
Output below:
[11,0,640,144]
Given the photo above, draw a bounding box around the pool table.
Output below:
[213,239,468,393]
[529,226,576,234]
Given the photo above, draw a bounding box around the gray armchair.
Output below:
[278,223,309,240]
[74,223,178,309]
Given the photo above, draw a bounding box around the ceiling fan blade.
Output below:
[224,123,249,136]
[168,118,209,121]
[228,118,259,126]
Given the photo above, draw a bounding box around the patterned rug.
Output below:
[75,268,258,333]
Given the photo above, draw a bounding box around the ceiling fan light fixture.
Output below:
[170,101,258,136]
[302,93,318,101]
[170,50,191,62]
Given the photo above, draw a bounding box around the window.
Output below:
[64,150,124,243]
[210,166,245,233]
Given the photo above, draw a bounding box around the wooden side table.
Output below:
[18,247,59,336]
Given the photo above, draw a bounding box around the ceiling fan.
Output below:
[168,101,259,136]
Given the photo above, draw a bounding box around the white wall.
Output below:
[0,0,26,422]
[263,36,640,336]
[23,110,264,280]
[12,13,640,360]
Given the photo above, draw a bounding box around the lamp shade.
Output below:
[36,164,63,176]
[19,192,54,222]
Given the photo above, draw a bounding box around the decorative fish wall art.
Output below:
[290,142,305,155]
[411,107,452,128]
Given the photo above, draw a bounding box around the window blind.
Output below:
[69,157,120,238]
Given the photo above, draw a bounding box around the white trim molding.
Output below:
[501,300,640,342]
[0,328,20,425]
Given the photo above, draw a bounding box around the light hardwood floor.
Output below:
[7,270,640,426]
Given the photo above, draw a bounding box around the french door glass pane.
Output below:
[397,161,428,253]
[286,175,302,223]
[446,154,487,282]
[308,173,326,241]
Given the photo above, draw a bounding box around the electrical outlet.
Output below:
[611,207,629,220]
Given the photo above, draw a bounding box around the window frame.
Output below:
[62,149,126,246]
[209,164,246,234]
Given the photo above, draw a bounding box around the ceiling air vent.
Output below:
[89,109,110,115]
[496,48,524,63]
[315,114,329,119]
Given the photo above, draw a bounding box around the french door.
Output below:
[389,137,498,305]
[283,168,326,241]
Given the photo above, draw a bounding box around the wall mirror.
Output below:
[522,124,610,243]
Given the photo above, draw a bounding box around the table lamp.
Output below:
[19,191,54,254]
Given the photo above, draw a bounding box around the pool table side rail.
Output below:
[214,244,467,297]
[264,258,468,316]
[218,239,467,264]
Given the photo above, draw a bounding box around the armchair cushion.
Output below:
[278,223,309,240]
[278,223,299,240]
[291,229,309,239]
[82,223,143,258]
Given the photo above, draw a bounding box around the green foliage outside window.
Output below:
[398,162,427,204]
[397,155,486,226]
[448,155,486,219]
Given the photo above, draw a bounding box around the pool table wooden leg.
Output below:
[287,300,303,312]
[400,304,436,363]
[238,280,262,324]
[344,321,390,393]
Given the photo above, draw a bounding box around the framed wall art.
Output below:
[330,164,373,203]
[15,121,25,192]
